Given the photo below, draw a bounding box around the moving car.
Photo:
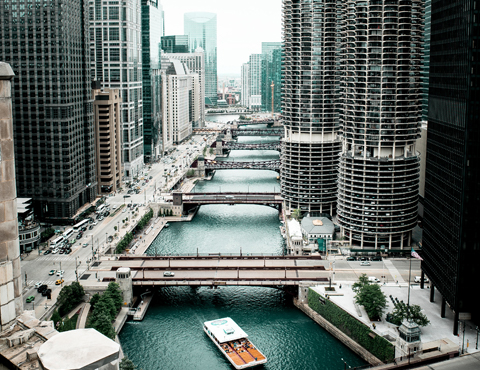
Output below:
[414,276,429,283]
[26,296,35,303]
[41,288,52,297]
[34,282,42,289]
[37,285,48,293]
[360,261,371,266]
[43,250,51,255]
[55,279,64,285]
[163,271,175,277]
[56,270,64,276]
[49,269,57,275]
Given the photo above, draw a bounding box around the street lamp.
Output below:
[341,358,351,370]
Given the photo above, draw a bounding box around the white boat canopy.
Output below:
[204,317,249,343]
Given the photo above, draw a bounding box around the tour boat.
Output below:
[203,317,267,369]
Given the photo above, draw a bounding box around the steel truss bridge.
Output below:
[204,160,281,172]
[223,142,281,151]
[230,128,283,137]
[181,192,283,212]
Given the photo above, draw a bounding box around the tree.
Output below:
[51,309,61,326]
[352,273,370,294]
[120,357,137,370]
[90,293,101,309]
[56,282,85,315]
[90,312,116,339]
[355,283,387,320]
[105,282,124,310]
[114,226,117,232]
[291,209,302,221]
[387,303,430,327]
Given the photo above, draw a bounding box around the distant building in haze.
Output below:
[248,54,264,112]
[262,42,282,113]
[161,35,189,54]
[1,1,96,221]
[241,63,250,108]
[184,12,217,107]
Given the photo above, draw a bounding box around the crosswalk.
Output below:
[38,256,76,262]
[27,280,57,287]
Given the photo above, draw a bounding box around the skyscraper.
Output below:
[336,1,423,249]
[184,12,217,107]
[281,0,341,215]
[248,54,264,112]
[422,0,480,334]
[89,0,144,180]
[141,0,164,162]
[261,42,282,113]
[163,48,206,127]
[1,0,96,220]
[161,35,189,54]
[241,63,250,108]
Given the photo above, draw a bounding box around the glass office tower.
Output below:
[337,0,423,249]
[261,42,282,113]
[89,0,144,180]
[184,12,217,107]
[161,35,189,53]
[142,0,164,162]
[422,0,480,335]
[281,0,342,216]
[0,0,96,221]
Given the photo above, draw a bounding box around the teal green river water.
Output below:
[119,115,366,370]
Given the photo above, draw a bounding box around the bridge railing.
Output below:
[118,253,323,259]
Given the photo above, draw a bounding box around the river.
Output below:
[118,114,366,370]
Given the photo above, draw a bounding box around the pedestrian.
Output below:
[372,323,376,329]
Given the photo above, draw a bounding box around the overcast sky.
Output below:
[161,0,282,76]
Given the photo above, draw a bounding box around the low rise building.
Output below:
[17,198,40,253]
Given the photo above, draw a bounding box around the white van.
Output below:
[414,276,429,283]
[368,276,380,283]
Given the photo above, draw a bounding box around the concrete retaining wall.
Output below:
[294,298,383,366]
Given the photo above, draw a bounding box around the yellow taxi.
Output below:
[55,279,64,285]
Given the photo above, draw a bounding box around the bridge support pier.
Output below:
[298,284,310,304]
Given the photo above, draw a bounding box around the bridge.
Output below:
[235,119,275,126]
[97,255,328,287]
[230,128,283,138]
[204,159,281,172]
[180,192,283,212]
[223,142,281,151]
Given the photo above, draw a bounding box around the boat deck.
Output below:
[220,338,266,367]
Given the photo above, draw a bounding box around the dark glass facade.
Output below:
[422,0,480,334]
[142,0,163,162]
[161,35,189,53]
[0,0,96,221]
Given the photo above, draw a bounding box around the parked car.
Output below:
[65,249,72,254]
[43,250,51,255]
[26,296,35,303]
[360,261,371,266]
[163,271,175,277]
[371,256,382,261]
[359,257,369,261]
[346,257,356,261]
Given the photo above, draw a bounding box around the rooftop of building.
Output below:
[301,217,335,235]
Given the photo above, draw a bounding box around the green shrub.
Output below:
[308,288,394,362]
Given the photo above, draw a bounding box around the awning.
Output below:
[350,248,406,253]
